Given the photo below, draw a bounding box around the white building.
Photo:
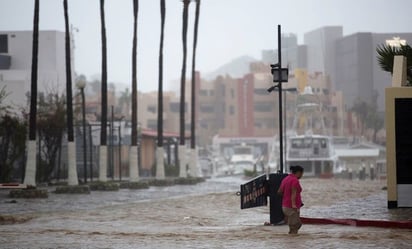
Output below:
[0,30,71,110]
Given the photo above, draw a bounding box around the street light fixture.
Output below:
[76,79,87,183]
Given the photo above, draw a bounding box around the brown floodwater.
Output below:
[0,177,411,249]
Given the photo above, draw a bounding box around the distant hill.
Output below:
[204,55,257,80]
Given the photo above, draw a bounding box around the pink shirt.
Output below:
[279,174,302,208]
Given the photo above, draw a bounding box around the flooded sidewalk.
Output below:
[0,178,411,249]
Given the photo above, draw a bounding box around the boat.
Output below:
[287,134,335,177]
[286,86,337,177]
[212,135,275,176]
[229,144,256,175]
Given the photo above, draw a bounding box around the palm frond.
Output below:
[376,43,412,84]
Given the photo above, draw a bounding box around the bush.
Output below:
[54,185,90,194]
[244,169,258,178]
[174,177,205,185]
[9,189,48,198]
[149,178,175,187]
[88,181,119,191]
[119,181,150,190]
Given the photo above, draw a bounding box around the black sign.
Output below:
[240,174,268,209]
[395,98,412,184]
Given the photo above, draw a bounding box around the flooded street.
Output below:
[1,177,411,249]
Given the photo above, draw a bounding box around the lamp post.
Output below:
[76,79,87,183]
[268,25,289,174]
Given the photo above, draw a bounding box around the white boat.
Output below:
[229,145,256,175]
[286,86,336,177]
[287,134,335,177]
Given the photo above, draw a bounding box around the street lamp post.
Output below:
[268,25,289,174]
[76,79,87,183]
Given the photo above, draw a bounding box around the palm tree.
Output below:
[156,0,166,179]
[129,0,140,182]
[189,0,201,177]
[351,99,368,137]
[376,43,412,85]
[63,0,79,186]
[119,88,131,119]
[24,0,40,186]
[99,0,108,182]
[178,0,191,178]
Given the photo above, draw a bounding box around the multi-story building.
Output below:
[0,30,71,110]
[304,26,343,88]
[262,33,307,71]
[194,64,346,145]
[335,32,412,111]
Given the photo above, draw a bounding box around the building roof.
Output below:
[335,148,380,158]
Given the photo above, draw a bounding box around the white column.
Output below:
[178,145,187,178]
[392,55,407,87]
[23,140,37,186]
[188,148,198,177]
[99,145,108,182]
[67,141,79,185]
[156,146,165,179]
[129,145,139,182]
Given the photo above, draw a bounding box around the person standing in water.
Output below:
[278,165,304,234]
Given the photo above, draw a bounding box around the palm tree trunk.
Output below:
[189,0,201,177]
[129,0,140,182]
[178,0,190,178]
[156,0,166,179]
[63,0,78,186]
[99,0,108,182]
[24,0,40,186]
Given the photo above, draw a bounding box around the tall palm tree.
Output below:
[129,0,140,182]
[376,43,412,85]
[119,88,131,119]
[178,0,191,178]
[155,0,166,179]
[24,0,40,186]
[99,0,108,182]
[189,0,201,177]
[63,0,78,186]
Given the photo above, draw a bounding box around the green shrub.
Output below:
[54,185,90,194]
[9,189,48,198]
[88,181,119,191]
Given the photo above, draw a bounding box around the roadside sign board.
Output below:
[240,174,268,209]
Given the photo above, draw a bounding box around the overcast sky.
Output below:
[0,0,410,93]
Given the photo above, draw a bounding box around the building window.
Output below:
[169,102,187,113]
[0,35,8,53]
[199,89,208,96]
[199,103,214,113]
[254,88,268,95]
[254,102,273,112]
[147,105,156,113]
[209,90,215,96]
[147,119,157,130]
[229,106,235,115]
[231,89,235,98]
